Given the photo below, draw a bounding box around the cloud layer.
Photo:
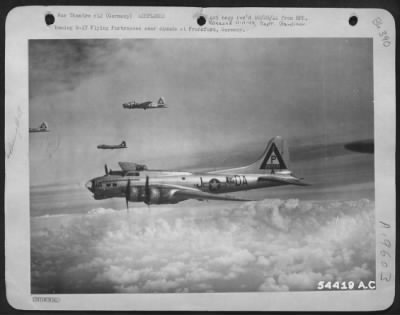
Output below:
[31,198,375,293]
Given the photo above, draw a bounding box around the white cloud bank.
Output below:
[31,198,375,293]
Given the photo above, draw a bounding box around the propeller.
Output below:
[104,164,109,175]
[125,179,132,230]
[125,179,131,211]
[144,176,150,205]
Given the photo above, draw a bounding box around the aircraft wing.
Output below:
[174,189,251,202]
[258,176,310,186]
[156,184,251,202]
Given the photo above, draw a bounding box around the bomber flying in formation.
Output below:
[29,122,49,133]
[97,141,127,150]
[86,136,308,208]
[122,97,167,110]
[344,139,374,154]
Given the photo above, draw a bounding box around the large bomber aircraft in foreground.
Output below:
[86,136,308,208]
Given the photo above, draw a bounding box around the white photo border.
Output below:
[5,6,396,311]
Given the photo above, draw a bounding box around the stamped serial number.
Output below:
[317,280,375,290]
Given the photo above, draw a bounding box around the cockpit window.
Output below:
[95,182,102,187]
[106,183,111,187]
[112,183,117,187]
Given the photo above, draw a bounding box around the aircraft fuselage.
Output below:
[87,170,292,203]
[123,103,167,109]
[122,98,167,110]
[29,128,49,133]
[97,145,127,149]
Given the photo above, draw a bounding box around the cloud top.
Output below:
[31,198,375,293]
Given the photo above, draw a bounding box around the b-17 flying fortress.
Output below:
[86,136,308,208]
[29,121,49,133]
[122,97,167,110]
[344,139,374,154]
[97,141,127,150]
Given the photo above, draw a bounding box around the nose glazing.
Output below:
[85,180,94,193]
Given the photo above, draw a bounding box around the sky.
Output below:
[29,38,373,185]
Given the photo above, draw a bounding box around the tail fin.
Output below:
[158,97,166,105]
[241,136,291,174]
[39,121,48,130]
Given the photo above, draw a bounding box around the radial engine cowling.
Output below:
[127,186,142,202]
[147,187,161,204]
[127,184,180,204]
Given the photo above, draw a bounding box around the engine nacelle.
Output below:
[128,186,184,205]
[147,187,161,204]
[127,186,142,202]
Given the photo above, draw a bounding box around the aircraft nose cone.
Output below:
[85,180,94,193]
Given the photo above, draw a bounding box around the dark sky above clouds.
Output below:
[29,38,373,185]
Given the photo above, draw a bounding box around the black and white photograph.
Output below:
[29,38,375,294]
[5,6,395,311]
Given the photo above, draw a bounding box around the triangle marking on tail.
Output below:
[260,143,287,170]
[158,97,165,105]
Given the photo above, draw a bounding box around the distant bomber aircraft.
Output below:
[122,97,167,110]
[29,122,49,133]
[86,136,308,209]
[97,141,127,150]
[344,139,374,154]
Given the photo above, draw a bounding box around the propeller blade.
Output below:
[144,176,150,205]
[125,179,131,211]
[104,164,109,175]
